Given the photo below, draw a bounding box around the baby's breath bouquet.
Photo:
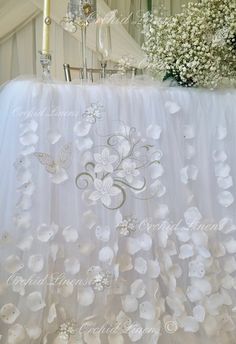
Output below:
[142,0,236,88]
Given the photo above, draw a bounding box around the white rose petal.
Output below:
[224,238,236,254]
[193,305,205,322]
[64,258,80,275]
[176,228,190,243]
[37,223,58,242]
[215,163,230,178]
[185,144,196,159]
[26,292,46,312]
[189,259,205,278]
[50,244,59,262]
[157,230,168,248]
[48,304,57,324]
[20,119,38,133]
[126,238,140,255]
[75,137,93,152]
[182,316,199,333]
[217,176,233,190]
[28,255,44,273]
[0,304,20,324]
[148,260,160,278]
[26,326,42,340]
[74,121,91,137]
[155,204,169,220]
[179,244,194,259]
[184,207,202,229]
[139,301,155,320]
[14,212,31,229]
[184,125,195,139]
[62,226,78,243]
[51,169,68,184]
[150,163,164,179]
[16,195,32,211]
[17,235,33,251]
[137,233,152,251]
[197,246,211,258]
[191,231,208,247]
[8,324,25,344]
[166,296,185,316]
[4,255,24,274]
[218,191,234,207]
[221,275,234,289]
[121,295,138,313]
[205,293,224,315]
[150,180,166,197]
[98,247,114,264]
[47,130,61,144]
[213,150,227,162]
[22,145,36,156]
[165,101,181,114]
[130,279,146,299]
[224,257,236,273]
[216,126,227,140]
[134,257,147,275]
[128,323,143,342]
[95,226,110,242]
[20,132,38,146]
[191,278,212,296]
[180,165,199,184]
[219,218,236,234]
[187,286,203,302]
[78,287,95,306]
[146,124,162,140]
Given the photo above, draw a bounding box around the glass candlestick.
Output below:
[61,1,97,81]
[39,51,52,81]
[81,23,88,80]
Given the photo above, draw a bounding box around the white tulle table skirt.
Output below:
[0,79,236,344]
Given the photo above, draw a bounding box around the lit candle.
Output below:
[42,0,51,54]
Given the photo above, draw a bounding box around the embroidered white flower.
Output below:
[116,217,137,236]
[89,177,120,206]
[59,322,76,335]
[90,271,112,291]
[83,103,103,124]
[94,149,118,173]
[117,160,140,183]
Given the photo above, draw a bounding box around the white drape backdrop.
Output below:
[0,0,195,85]
[0,15,99,84]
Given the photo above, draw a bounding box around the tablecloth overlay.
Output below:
[0,79,236,344]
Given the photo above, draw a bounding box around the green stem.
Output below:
[147,0,152,12]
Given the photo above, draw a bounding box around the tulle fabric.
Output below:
[0,79,236,344]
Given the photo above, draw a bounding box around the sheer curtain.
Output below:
[104,0,198,44]
[0,0,145,85]
[105,0,198,16]
[0,15,99,85]
[0,0,197,85]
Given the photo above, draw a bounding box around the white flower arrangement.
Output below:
[142,0,236,88]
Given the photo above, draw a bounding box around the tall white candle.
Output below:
[42,0,51,54]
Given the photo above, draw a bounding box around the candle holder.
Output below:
[61,0,97,80]
[39,51,52,81]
